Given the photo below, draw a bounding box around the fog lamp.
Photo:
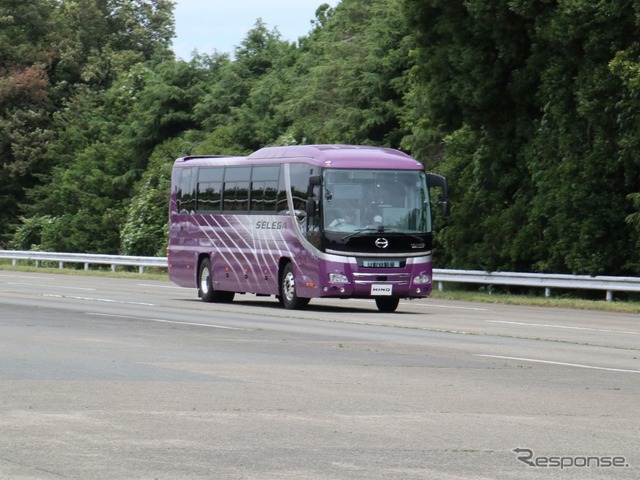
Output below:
[329,273,348,283]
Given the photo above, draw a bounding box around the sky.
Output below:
[171,0,340,60]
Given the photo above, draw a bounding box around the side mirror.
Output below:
[309,174,322,186]
[307,174,322,195]
[306,198,316,218]
[426,173,450,217]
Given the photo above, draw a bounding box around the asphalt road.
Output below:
[0,270,638,479]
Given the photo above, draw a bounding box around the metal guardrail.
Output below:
[433,269,640,302]
[0,250,166,275]
[1,250,639,301]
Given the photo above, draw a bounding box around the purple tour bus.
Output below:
[168,145,448,312]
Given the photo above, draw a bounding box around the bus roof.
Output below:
[174,145,424,170]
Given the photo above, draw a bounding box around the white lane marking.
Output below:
[9,282,95,291]
[476,355,640,374]
[137,284,186,289]
[424,303,488,311]
[349,298,488,311]
[43,294,155,306]
[0,274,48,279]
[488,320,640,336]
[86,312,245,330]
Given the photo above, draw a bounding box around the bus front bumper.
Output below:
[318,258,433,299]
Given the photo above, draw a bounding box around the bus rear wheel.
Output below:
[375,297,399,313]
[198,258,234,303]
[280,263,309,310]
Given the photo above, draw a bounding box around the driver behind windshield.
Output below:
[329,209,357,229]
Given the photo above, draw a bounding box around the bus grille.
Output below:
[352,272,410,285]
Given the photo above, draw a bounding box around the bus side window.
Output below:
[289,163,318,212]
[223,167,251,212]
[276,166,288,214]
[289,163,319,232]
[251,165,280,212]
[197,167,224,213]
[175,167,196,214]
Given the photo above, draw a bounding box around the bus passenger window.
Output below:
[197,167,223,213]
[289,163,318,212]
[276,166,288,214]
[251,166,280,212]
[175,167,196,214]
[223,167,250,211]
[198,182,222,212]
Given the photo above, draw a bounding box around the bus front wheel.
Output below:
[375,297,399,313]
[198,258,234,303]
[280,263,309,310]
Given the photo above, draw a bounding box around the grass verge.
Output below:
[430,290,640,314]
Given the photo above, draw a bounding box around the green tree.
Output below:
[403,0,640,275]
[402,0,538,270]
[284,0,412,147]
[53,0,175,85]
[124,58,211,169]
[611,42,640,271]
[0,0,59,245]
[523,1,640,275]
[193,20,297,153]
[121,138,190,256]
[10,0,177,252]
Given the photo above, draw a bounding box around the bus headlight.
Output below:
[413,273,431,285]
[329,273,348,283]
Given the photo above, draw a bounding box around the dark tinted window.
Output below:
[276,166,288,214]
[224,167,250,211]
[289,163,320,233]
[197,167,223,212]
[251,165,280,212]
[174,167,196,214]
[289,163,317,211]
[199,167,224,183]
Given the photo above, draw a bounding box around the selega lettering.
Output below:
[256,220,286,230]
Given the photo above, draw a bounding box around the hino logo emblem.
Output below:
[375,238,389,249]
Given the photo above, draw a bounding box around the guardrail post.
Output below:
[438,282,444,292]
[84,263,89,270]
[545,288,551,297]
[606,291,613,302]
[59,261,63,269]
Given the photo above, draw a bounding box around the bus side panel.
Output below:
[197,214,245,293]
[288,237,322,299]
[248,216,291,295]
[196,214,306,297]
[168,209,198,289]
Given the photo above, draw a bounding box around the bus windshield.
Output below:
[322,169,431,234]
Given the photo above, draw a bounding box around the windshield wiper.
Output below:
[340,227,385,241]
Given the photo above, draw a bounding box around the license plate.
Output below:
[371,284,393,296]
[363,260,401,268]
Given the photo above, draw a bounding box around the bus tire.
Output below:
[375,297,399,313]
[198,258,234,303]
[280,263,309,310]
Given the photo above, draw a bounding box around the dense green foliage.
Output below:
[1,0,639,276]
[404,0,640,275]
